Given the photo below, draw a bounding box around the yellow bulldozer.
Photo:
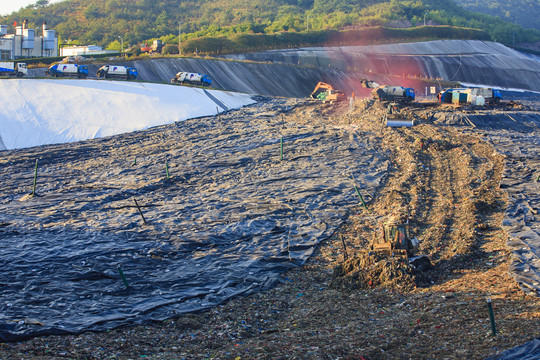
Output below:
[371,215,432,270]
[371,217,419,257]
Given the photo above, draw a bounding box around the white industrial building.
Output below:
[0,20,58,60]
[60,45,116,57]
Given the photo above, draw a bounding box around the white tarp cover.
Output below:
[0,79,255,150]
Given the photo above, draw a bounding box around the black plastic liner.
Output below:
[486,337,540,360]
[0,99,389,342]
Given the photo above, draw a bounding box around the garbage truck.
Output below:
[46,63,89,78]
[0,62,27,77]
[371,85,415,102]
[171,71,212,87]
[96,65,138,80]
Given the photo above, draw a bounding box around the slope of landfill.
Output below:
[29,40,540,97]
[1,96,539,359]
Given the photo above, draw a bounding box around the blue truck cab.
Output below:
[127,67,138,79]
[492,89,502,102]
[405,87,415,100]
[201,74,212,87]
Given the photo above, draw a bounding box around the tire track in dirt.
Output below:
[334,100,506,287]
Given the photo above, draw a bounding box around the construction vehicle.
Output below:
[360,79,380,89]
[371,85,415,102]
[371,215,431,269]
[141,40,163,54]
[310,82,347,102]
[371,216,419,257]
[0,62,27,77]
[171,71,212,87]
[96,65,138,80]
[46,63,89,78]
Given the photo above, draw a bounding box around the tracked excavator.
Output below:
[310,82,347,102]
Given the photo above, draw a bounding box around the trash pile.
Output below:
[333,251,416,291]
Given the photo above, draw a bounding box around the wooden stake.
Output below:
[133,198,147,225]
[32,159,38,196]
[487,297,497,336]
[340,235,348,262]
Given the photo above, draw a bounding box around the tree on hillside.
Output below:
[0,0,538,50]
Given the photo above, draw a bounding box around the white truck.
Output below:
[371,85,415,102]
[46,63,89,78]
[0,62,27,78]
[96,65,138,80]
[171,71,212,87]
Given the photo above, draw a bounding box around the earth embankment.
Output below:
[29,40,540,97]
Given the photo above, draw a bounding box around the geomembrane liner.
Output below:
[0,98,389,341]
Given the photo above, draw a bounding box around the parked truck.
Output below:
[171,71,212,87]
[46,63,89,78]
[0,62,27,78]
[96,65,138,80]
[371,85,415,102]
[141,40,163,54]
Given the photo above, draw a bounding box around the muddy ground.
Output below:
[1,98,539,359]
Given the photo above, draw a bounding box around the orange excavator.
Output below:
[310,82,347,102]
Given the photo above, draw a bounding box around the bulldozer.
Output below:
[310,82,347,102]
[371,215,432,270]
[371,216,419,257]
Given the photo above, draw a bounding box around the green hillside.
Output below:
[453,0,540,32]
[1,0,538,52]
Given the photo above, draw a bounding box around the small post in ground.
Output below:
[354,186,368,210]
[133,198,147,225]
[340,235,348,262]
[117,267,130,288]
[487,297,497,336]
[32,159,38,196]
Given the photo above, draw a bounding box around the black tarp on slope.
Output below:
[0,98,389,341]
[486,337,540,360]
[224,40,540,92]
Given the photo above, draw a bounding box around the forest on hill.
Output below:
[1,0,539,54]
[453,0,540,32]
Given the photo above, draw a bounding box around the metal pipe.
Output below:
[387,119,415,127]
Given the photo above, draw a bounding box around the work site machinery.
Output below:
[371,216,419,257]
[310,82,347,102]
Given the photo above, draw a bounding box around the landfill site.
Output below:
[0,40,539,359]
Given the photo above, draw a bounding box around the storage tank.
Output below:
[22,28,35,49]
[43,29,56,50]
[0,25,7,36]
